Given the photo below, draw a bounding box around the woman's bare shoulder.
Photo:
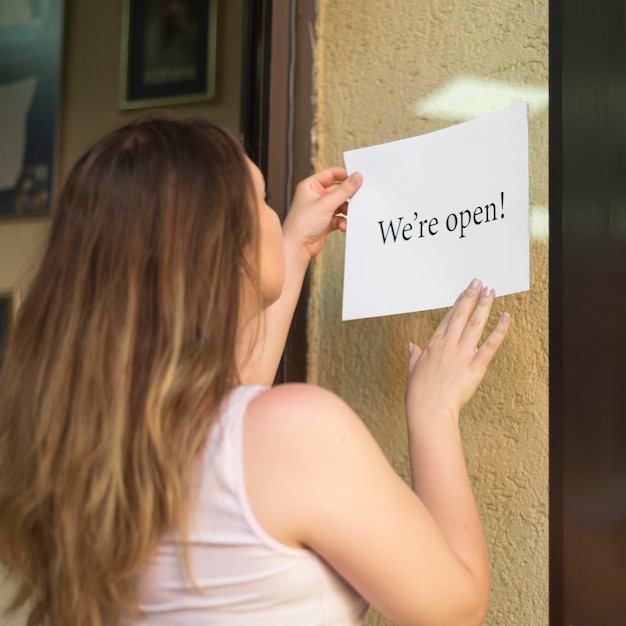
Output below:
[246,382,367,441]
[251,381,345,407]
[242,382,385,549]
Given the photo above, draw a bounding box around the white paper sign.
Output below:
[342,103,529,320]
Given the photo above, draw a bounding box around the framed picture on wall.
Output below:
[0,0,65,218]
[119,0,218,109]
[0,291,15,365]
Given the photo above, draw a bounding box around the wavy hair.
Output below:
[0,117,260,625]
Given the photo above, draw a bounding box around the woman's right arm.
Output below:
[244,279,511,626]
[402,278,511,622]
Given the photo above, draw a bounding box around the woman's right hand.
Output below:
[405,278,511,428]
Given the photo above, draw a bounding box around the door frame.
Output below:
[241,0,316,382]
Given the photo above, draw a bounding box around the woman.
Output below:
[0,117,510,625]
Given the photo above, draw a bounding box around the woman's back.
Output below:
[122,385,367,625]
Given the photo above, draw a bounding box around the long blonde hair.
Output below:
[0,117,260,625]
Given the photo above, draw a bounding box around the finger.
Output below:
[291,168,348,208]
[473,311,512,369]
[458,285,496,348]
[333,200,349,219]
[332,215,348,232]
[407,342,423,375]
[311,167,348,189]
[315,172,363,215]
[433,291,463,336]
[436,278,482,337]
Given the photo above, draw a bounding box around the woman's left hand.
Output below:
[283,168,363,260]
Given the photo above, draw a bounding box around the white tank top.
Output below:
[121,385,368,625]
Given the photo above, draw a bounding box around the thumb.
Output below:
[407,342,422,375]
[320,172,363,213]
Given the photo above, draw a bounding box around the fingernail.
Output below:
[501,312,512,323]
[470,278,481,289]
[408,342,414,356]
[349,172,362,185]
[482,286,493,297]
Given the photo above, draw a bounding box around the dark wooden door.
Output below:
[550,1,626,624]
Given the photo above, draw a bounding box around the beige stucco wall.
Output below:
[311,1,549,625]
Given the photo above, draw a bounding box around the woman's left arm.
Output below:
[237,169,363,385]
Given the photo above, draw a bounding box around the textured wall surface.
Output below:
[311,1,549,624]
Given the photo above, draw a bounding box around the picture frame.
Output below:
[0,291,16,364]
[0,0,65,218]
[119,0,218,110]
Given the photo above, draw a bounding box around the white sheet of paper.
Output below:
[342,102,529,320]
